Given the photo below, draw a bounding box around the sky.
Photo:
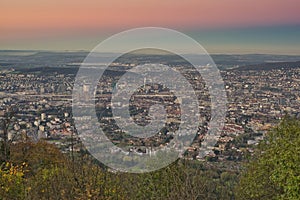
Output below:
[1,0,300,54]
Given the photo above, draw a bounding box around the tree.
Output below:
[0,106,18,162]
[0,162,26,199]
[236,117,300,199]
[9,141,66,176]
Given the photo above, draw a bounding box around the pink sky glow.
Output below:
[1,0,300,39]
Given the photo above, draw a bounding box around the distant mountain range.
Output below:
[233,60,300,71]
[1,50,300,71]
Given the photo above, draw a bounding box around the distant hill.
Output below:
[15,66,136,78]
[16,66,79,75]
[2,50,300,70]
[232,61,300,71]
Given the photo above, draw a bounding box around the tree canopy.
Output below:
[236,117,300,199]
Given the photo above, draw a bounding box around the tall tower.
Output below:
[143,77,146,88]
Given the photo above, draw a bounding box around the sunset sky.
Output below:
[1,0,300,54]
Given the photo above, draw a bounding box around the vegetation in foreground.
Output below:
[0,117,299,199]
[236,117,300,200]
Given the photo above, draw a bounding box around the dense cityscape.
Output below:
[0,51,299,199]
[1,52,300,164]
[1,0,300,198]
